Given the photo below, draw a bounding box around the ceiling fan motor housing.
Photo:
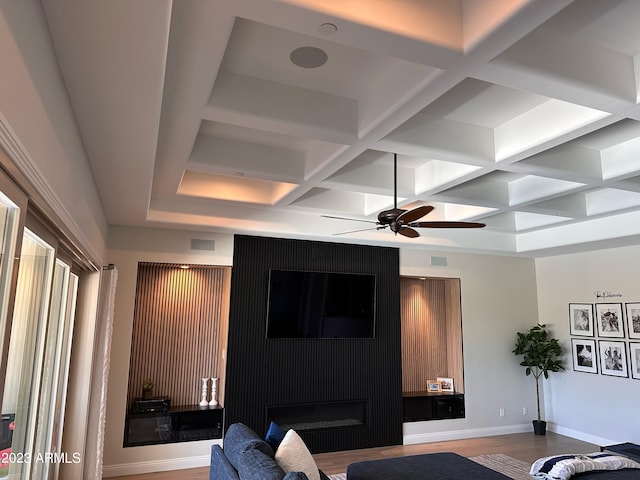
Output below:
[377,208,405,225]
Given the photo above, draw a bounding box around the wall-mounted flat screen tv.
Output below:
[266,269,376,339]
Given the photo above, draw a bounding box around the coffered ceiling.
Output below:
[39,0,640,256]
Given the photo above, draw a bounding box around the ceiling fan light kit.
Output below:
[324,154,486,238]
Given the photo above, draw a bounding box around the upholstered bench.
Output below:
[346,452,511,480]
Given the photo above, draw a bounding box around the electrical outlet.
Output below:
[523,407,528,416]
[499,408,505,417]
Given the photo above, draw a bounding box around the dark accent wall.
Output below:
[225,235,403,453]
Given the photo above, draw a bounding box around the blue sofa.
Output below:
[210,423,330,480]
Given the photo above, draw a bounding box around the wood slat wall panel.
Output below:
[400,277,464,393]
[127,263,231,408]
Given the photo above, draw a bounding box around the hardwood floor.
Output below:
[107,432,600,479]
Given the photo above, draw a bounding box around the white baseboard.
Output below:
[102,454,210,478]
[403,423,532,445]
[548,424,620,448]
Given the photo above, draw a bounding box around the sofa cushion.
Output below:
[224,423,275,471]
[210,444,240,480]
[237,447,287,480]
[275,429,320,480]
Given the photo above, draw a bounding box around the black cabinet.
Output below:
[124,405,223,447]
[402,392,464,422]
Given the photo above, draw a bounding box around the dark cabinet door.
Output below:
[433,396,464,419]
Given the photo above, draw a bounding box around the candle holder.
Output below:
[199,377,209,407]
[209,377,218,406]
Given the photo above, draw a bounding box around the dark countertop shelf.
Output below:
[403,391,463,397]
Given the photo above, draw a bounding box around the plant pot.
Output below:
[532,420,547,435]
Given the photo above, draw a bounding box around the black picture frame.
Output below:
[595,303,624,338]
[625,303,640,339]
[598,340,628,378]
[629,343,640,380]
[569,303,594,336]
[571,338,597,374]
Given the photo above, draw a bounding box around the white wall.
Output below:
[400,249,542,443]
[102,226,234,477]
[536,245,640,445]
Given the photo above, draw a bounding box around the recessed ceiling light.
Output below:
[290,46,328,69]
[318,23,337,35]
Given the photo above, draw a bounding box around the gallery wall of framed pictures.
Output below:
[568,302,640,380]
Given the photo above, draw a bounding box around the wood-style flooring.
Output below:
[107,432,600,479]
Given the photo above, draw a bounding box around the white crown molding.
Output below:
[0,113,102,269]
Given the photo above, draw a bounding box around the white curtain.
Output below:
[83,265,118,480]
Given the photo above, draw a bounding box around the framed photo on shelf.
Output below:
[598,340,628,378]
[629,343,640,380]
[571,338,597,374]
[426,380,441,393]
[569,303,594,336]
[625,303,640,339]
[437,377,454,392]
[595,303,625,338]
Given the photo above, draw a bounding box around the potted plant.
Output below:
[141,378,154,399]
[513,324,564,435]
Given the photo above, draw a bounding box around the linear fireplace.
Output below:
[266,400,368,432]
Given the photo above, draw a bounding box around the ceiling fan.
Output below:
[322,153,486,238]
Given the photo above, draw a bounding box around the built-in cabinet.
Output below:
[124,405,223,447]
[123,263,231,447]
[402,392,465,422]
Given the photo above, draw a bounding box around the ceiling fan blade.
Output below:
[322,215,377,225]
[410,221,486,229]
[333,226,387,236]
[397,205,434,223]
[398,226,420,238]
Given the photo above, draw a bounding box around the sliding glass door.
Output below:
[0,153,89,480]
[0,172,27,480]
[0,191,21,327]
[0,175,27,395]
[2,229,56,479]
[32,261,78,480]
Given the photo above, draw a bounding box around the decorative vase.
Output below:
[199,378,209,407]
[209,377,218,406]
[142,389,153,400]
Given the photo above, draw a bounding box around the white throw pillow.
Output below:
[274,429,320,480]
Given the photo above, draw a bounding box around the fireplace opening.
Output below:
[266,400,368,432]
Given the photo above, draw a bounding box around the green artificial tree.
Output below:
[513,324,564,435]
